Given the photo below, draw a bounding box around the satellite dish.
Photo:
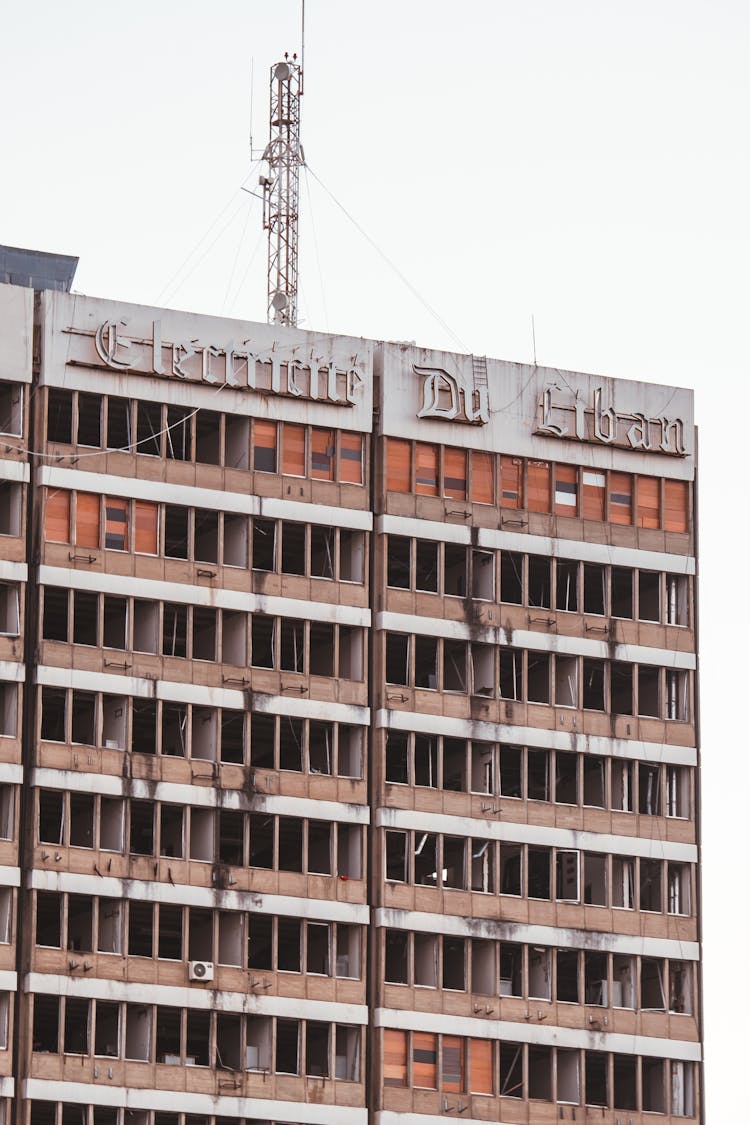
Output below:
[273,62,291,81]
[271,290,289,311]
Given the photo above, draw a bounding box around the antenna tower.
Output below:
[261,55,303,327]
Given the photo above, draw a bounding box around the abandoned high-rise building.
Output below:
[0,246,702,1124]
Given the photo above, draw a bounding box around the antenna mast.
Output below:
[261,54,303,327]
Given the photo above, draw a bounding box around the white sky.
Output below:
[2,0,748,1116]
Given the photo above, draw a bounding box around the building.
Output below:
[0,247,702,1124]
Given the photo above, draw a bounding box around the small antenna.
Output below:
[531,314,537,366]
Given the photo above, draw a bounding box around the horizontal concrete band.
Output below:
[377,514,696,575]
[40,465,373,531]
[23,1079,366,1122]
[376,1115,545,1125]
[377,708,698,767]
[376,807,697,863]
[0,971,17,991]
[0,559,26,582]
[377,611,696,670]
[374,1008,702,1062]
[30,868,370,925]
[32,768,370,824]
[0,660,24,684]
[0,764,23,785]
[375,908,700,961]
[26,972,367,1024]
[0,459,29,484]
[39,564,371,627]
[0,865,20,888]
[35,664,370,725]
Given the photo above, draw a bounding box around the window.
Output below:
[386,438,410,492]
[527,461,550,512]
[609,471,632,524]
[471,451,494,504]
[311,428,334,480]
[340,431,364,484]
[554,464,578,516]
[664,479,688,533]
[637,476,660,528]
[253,420,277,472]
[443,447,466,500]
[415,443,438,495]
[104,498,129,551]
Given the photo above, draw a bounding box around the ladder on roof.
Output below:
[472,354,488,391]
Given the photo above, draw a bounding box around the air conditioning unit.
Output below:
[188,960,214,982]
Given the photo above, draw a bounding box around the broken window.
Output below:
[443,738,466,791]
[162,702,187,757]
[310,525,334,579]
[611,661,633,715]
[252,518,276,571]
[192,607,217,661]
[471,549,494,600]
[0,481,21,536]
[245,1014,271,1071]
[415,539,438,592]
[157,904,182,960]
[98,897,124,956]
[471,741,494,794]
[251,615,275,668]
[584,950,608,1005]
[443,837,466,889]
[500,843,522,896]
[642,1057,666,1114]
[638,762,661,815]
[106,397,131,450]
[666,573,689,626]
[36,890,62,947]
[159,805,184,859]
[529,946,551,999]
[554,654,578,707]
[499,1040,524,1098]
[47,388,72,443]
[308,820,332,875]
[71,691,96,745]
[280,618,305,673]
[164,505,189,559]
[275,1019,300,1074]
[309,622,335,677]
[70,793,94,847]
[638,665,660,717]
[611,567,633,618]
[136,401,162,456]
[0,682,16,738]
[585,1050,608,1107]
[669,960,692,1014]
[247,913,273,970]
[253,419,277,473]
[528,1044,552,1101]
[528,848,551,899]
[500,745,522,797]
[527,652,550,703]
[500,551,523,604]
[612,856,635,909]
[527,748,549,801]
[161,607,186,657]
[278,817,303,872]
[666,764,689,818]
[195,410,221,465]
[132,699,157,755]
[311,428,334,481]
[305,1020,330,1076]
[281,521,306,575]
[443,640,467,692]
[666,669,689,720]
[165,405,191,460]
[94,1000,120,1057]
[583,755,606,806]
[414,833,438,886]
[129,801,155,856]
[640,858,663,912]
[556,559,578,612]
[385,632,409,685]
[613,1053,637,1110]
[612,954,635,1008]
[668,863,690,915]
[64,996,90,1055]
[190,808,215,863]
[385,830,408,882]
[642,956,666,1009]
[223,513,248,567]
[102,596,127,650]
[500,648,523,700]
[584,852,607,906]
[339,528,365,582]
[471,838,494,893]
[556,850,580,902]
[556,949,579,1003]
[444,544,467,597]
[385,730,409,785]
[277,916,301,971]
[220,709,245,765]
[43,585,69,642]
[583,564,605,615]
[638,569,661,621]
[33,993,59,1053]
[528,556,550,607]
[73,589,98,646]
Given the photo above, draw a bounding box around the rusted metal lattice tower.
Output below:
[262,56,303,326]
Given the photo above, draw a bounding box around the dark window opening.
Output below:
[42,585,69,642]
[73,590,98,646]
[106,398,131,450]
[164,506,189,559]
[556,559,578,612]
[528,556,550,608]
[387,536,410,588]
[500,552,523,604]
[583,564,606,615]
[611,567,633,618]
[47,388,73,444]
[137,401,162,456]
[415,540,438,592]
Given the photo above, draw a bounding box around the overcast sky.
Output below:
[3,1,748,1116]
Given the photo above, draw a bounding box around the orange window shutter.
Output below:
[415,444,438,496]
[581,469,605,521]
[134,501,158,555]
[444,447,467,500]
[104,497,129,551]
[637,476,660,528]
[441,1036,465,1092]
[311,428,334,480]
[413,1031,437,1088]
[281,423,306,476]
[45,489,70,544]
[527,461,551,513]
[469,1038,493,1094]
[471,451,494,504]
[340,431,364,484]
[75,492,100,548]
[386,439,411,493]
[664,479,688,533]
[253,420,277,473]
[554,464,578,516]
[500,456,522,509]
[609,472,633,525]
[383,1029,407,1087]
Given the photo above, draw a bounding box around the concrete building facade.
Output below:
[0,251,701,1124]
